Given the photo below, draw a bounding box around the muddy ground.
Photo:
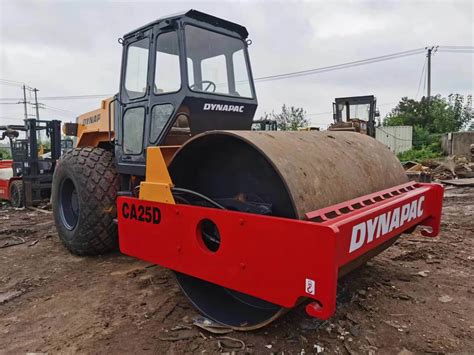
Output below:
[0,186,473,354]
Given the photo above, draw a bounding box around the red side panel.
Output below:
[0,160,13,201]
[118,182,443,320]
[0,160,13,169]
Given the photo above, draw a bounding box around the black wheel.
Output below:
[9,180,24,208]
[52,147,119,255]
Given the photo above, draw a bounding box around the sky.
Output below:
[0,0,473,129]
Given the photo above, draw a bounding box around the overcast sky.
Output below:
[1,0,472,128]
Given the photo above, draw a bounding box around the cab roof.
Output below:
[124,9,249,39]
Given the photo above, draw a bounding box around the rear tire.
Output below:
[52,147,119,255]
[9,180,24,208]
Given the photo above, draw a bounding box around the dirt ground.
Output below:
[0,185,473,354]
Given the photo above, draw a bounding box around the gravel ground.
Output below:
[0,185,473,354]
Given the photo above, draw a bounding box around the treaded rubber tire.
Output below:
[52,147,119,255]
[9,180,24,208]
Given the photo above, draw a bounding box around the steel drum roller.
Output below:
[169,130,408,329]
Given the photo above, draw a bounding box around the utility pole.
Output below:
[425,46,438,101]
[427,48,432,100]
[22,85,28,120]
[33,88,40,120]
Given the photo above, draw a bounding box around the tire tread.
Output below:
[9,180,24,208]
[52,146,119,256]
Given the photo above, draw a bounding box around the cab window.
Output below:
[123,107,145,154]
[124,37,149,100]
[185,25,253,98]
[150,104,174,143]
[154,31,181,94]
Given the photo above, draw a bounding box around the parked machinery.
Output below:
[0,119,61,207]
[251,119,278,131]
[51,10,443,330]
[329,95,378,137]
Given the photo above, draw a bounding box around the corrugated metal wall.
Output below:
[375,126,413,154]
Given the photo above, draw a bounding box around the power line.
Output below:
[43,107,76,115]
[415,57,427,99]
[437,49,474,53]
[377,127,413,142]
[438,45,474,49]
[0,45,470,101]
[1,44,471,116]
[254,48,426,83]
[423,64,427,95]
[32,94,111,101]
[0,93,112,101]
[42,104,78,115]
[437,45,473,54]
[376,127,429,146]
[0,82,23,88]
[0,79,25,86]
[0,78,24,84]
[0,102,78,119]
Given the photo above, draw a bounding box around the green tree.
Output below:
[384,94,472,133]
[262,105,309,131]
[384,94,472,150]
[448,93,472,131]
[0,148,12,159]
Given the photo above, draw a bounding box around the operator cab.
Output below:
[331,95,378,137]
[116,10,257,176]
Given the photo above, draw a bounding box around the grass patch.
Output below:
[397,147,443,162]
